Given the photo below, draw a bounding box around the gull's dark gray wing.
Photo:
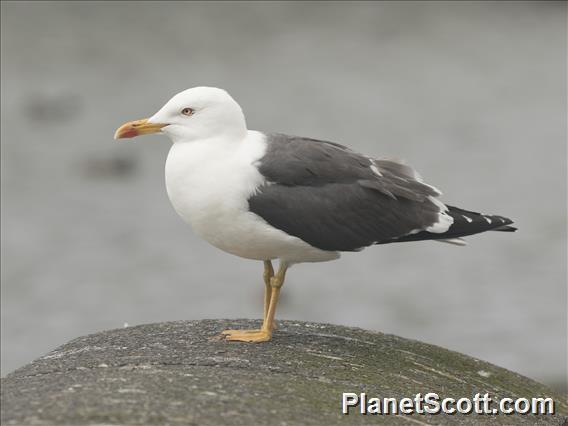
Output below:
[248,133,450,252]
[249,133,515,252]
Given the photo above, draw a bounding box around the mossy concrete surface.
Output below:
[1,320,566,425]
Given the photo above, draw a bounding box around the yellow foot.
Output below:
[223,330,272,343]
[221,329,261,336]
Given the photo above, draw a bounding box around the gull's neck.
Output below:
[169,131,246,159]
[167,126,247,145]
[165,130,265,182]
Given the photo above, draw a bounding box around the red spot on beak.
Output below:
[120,127,139,138]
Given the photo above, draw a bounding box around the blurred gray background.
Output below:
[1,2,566,390]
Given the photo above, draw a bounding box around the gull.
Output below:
[114,87,516,342]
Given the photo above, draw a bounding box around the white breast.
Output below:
[164,130,338,263]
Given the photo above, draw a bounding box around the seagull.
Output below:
[114,86,516,343]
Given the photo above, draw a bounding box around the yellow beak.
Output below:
[114,118,167,139]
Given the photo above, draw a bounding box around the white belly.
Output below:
[164,131,339,264]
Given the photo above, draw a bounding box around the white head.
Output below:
[114,87,247,143]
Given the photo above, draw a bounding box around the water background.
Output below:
[1,1,566,390]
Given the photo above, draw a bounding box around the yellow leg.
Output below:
[221,260,274,336]
[224,262,287,342]
[263,260,274,321]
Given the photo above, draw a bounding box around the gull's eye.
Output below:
[181,107,194,116]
